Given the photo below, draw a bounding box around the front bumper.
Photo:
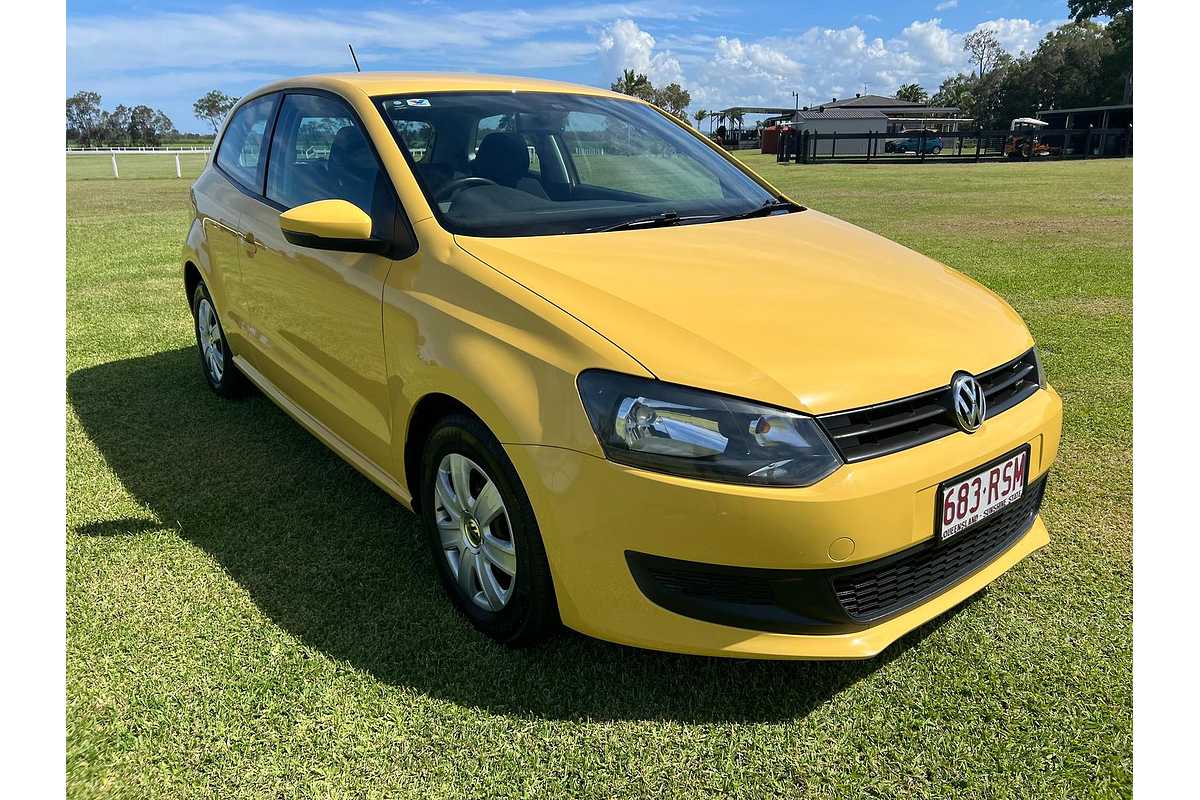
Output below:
[507,385,1062,659]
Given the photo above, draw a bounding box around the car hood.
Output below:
[454,209,1032,414]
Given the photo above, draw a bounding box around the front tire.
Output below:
[419,413,557,646]
[191,282,245,397]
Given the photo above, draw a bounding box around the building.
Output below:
[788,108,887,155]
[1036,104,1132,156]
[718,93,969,140]
[818,94,969,134]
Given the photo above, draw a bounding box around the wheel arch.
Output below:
[184,260,203,307]
[402,392,485,511]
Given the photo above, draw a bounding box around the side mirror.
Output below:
[279,199,389,254]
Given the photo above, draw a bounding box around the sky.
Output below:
[66,1,1073,133]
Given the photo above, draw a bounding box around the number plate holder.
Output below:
[935,444,1032,542]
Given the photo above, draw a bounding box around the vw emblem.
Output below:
[951,372,986,433]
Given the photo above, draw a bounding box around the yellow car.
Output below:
[182,73,1062,659]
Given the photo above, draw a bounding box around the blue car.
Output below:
[893,131,943,154]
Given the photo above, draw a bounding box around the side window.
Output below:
[215,94,278,191]
[266,93,383,216]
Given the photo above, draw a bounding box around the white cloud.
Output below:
[974,17,1061,56]
[901,18,960,67]
[67,3,691,76]
[935,1,958,11]
[617,15,1066,114]
[597,19,684,86]
[68,3,1067,131]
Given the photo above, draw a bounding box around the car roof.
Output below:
[247,72,629,101]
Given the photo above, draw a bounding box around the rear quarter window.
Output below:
[215,94,279,191]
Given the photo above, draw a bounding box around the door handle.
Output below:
[241,230,258,255]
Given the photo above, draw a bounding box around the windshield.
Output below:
[375,92,780,237]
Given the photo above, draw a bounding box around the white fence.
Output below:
[67,148,212,179]
[67,146,212,153]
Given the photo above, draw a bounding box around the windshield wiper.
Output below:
[585,212,682,233]
[708,199,804,224]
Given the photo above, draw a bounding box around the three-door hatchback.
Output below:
[182,73,1062,659]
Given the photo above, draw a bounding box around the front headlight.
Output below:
[577,371,841,487]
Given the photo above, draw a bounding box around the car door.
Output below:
[237,91,409,472]
[200,93,279,342]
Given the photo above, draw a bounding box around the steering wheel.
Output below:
[435,176,497,204]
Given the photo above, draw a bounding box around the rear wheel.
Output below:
[191,282,246,397]
[419,413,557,645]
[932,145,942,155]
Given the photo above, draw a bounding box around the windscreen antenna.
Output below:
[348,44,362,72]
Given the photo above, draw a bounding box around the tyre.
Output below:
[932,145,942,155]
[191,281,246,397]
[419,413,558,646]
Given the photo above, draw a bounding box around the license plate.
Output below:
[937,446,1030,541]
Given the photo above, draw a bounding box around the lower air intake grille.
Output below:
[832,476,1046,621]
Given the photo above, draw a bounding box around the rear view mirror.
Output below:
[279,199,388,254]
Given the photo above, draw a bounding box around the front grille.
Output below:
[817,349,1042,462]
[832,476,1046,621]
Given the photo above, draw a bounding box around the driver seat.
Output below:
[327,125,379,213]
[472,132,549,199]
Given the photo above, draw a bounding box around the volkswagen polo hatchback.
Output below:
[182,73,1062,659]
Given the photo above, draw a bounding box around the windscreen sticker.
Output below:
[406,98,431,107]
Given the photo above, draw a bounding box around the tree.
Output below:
[193,90,239,134]
[728,109,744,130]
[101,104,132,146]
[66,90,104,145]
[152,110,178,143]
[611,71,694,122]
[610,69,655,103]
[653,82,691,120]
[1069,0,1132,101]
[963,29,1004,79]
[1069,0,1131,45]
[931,73,976,117]
[1027,21,1120,110]
[895,83,929,103]
[128,104,159,145]
[693,109,708,129]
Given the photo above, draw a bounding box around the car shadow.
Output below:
[68,347,974,723]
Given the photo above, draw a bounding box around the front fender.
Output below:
[383,220,648,491]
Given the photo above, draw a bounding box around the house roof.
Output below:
[824,94,925,108]
[792,108,888,120]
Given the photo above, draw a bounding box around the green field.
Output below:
[67,157,1132,798]
[67,153,210,181]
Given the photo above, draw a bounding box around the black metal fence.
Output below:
[775,127,1133,164]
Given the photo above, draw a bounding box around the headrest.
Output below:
[328,126,375,176]
[472,132,530,186]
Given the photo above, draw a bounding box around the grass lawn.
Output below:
[67,157,1132,798]
[67,153,210,181]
